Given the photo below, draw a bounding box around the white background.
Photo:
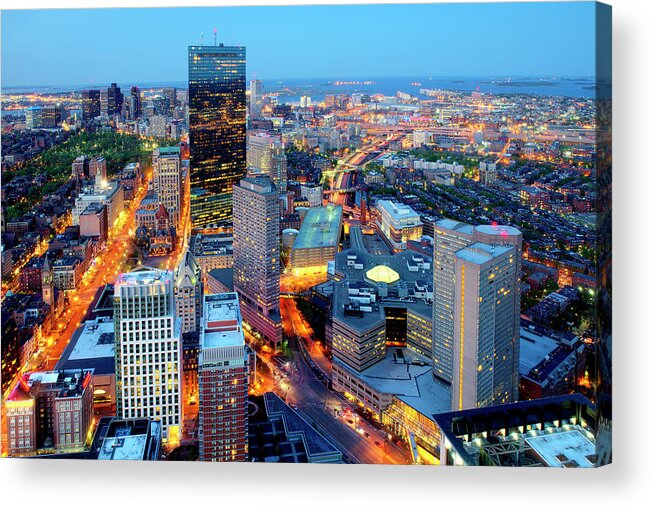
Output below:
[1,0,649,505]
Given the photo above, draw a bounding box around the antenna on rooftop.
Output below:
[201,32,204,46]
[214,27,217,45]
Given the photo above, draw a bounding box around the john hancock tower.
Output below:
[188,43,246,231]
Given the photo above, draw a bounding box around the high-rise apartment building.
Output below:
[153,146,183,227]
[432,220,522,399]
[247,133,287,194]
[113,267,182,444]
[452,243,518,410]
[188,44,246,230]
[250,79,263,119]
[233,176,282,350]
[82,89,101,121]
[174,249,203,334]
[198,292,249,461]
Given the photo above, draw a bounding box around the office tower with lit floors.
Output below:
[452,242,519,410]
[188,44,246,231]
[432,220,522,388]
[233,176,283,351]
[247,132,288,194]
[113,267,183,445]
[153,146,183,227]
[198,293,249,461]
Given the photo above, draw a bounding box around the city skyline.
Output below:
[1,2,611,468]
[2,3,598,88]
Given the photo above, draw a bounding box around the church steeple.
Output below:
[42,254,54,308]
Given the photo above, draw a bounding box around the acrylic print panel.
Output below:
[0,1,612,467]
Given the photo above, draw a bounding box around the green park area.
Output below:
[5,131,170,220]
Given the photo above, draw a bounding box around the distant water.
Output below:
[1,76,599,116]
[263,76,599,103]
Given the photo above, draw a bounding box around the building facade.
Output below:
[113,267,182,444]
[198,293,249,461]
[233,176,282,350]
[188,44,246,230]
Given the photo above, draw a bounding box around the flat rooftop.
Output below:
[57,317,115,375]
[335,347,451,415]
[525,429,596,468]
[292,204,343,251]
[377,199,421,222]
[115,267,172,287]
[202,293,244,349]
[520,326,559,375]
[455,242,514,265]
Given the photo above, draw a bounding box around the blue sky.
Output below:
[1,2,596,87]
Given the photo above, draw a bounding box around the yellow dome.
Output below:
[366,265,400,284]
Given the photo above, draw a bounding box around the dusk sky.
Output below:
[1,2,596,88]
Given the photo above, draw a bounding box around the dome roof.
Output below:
[366,264,400,284]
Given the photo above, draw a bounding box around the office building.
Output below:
[56,316,116,415]
[130,86,142,119]
[300,184,323,208]
[376,200,423,252]
[250,79,263,119]
[432,220,522,387]
[72,180,124,235]
[247,133,288,194]
[82,89,101,121]
[100,83,123,117]
[233,176,282,350]
[188,44,246,230]
[432,394,597,467]
[198,293,249,461]
[289,204,343,275]
[452,242,518,410]
[5,369,94,456]
[79,202,108,245]
[153,146,183,227]
[113,267,182,444]
[25,106,43,129]
[89,156,107,181]
[97,418,162,461]
[174,249,203,334]
[41,105,64,128]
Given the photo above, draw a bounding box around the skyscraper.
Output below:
[247,133,288,194]
[174,249,203,334]
[153,146,183,227]
[233,176,282,351]
[250,79,263,119]
[81,89,101,121]
[432,220,521,387]
[100,83,124,117]
[452,242,518,410]
[188,44,246,230]
[113,267,182,444]
[130,86,142,119]
[198,292,249,461]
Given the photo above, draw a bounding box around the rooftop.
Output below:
[292,204,343,251]
[525,429,596,468]
[377,199,421,222]
[115,267,172,287]
[97,419,161,461]
[202,293,244,349]
[455,242,514,265]
[335,347,451,415]
[57,317,115,375]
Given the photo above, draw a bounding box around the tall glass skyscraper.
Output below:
[188,44,246,231]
